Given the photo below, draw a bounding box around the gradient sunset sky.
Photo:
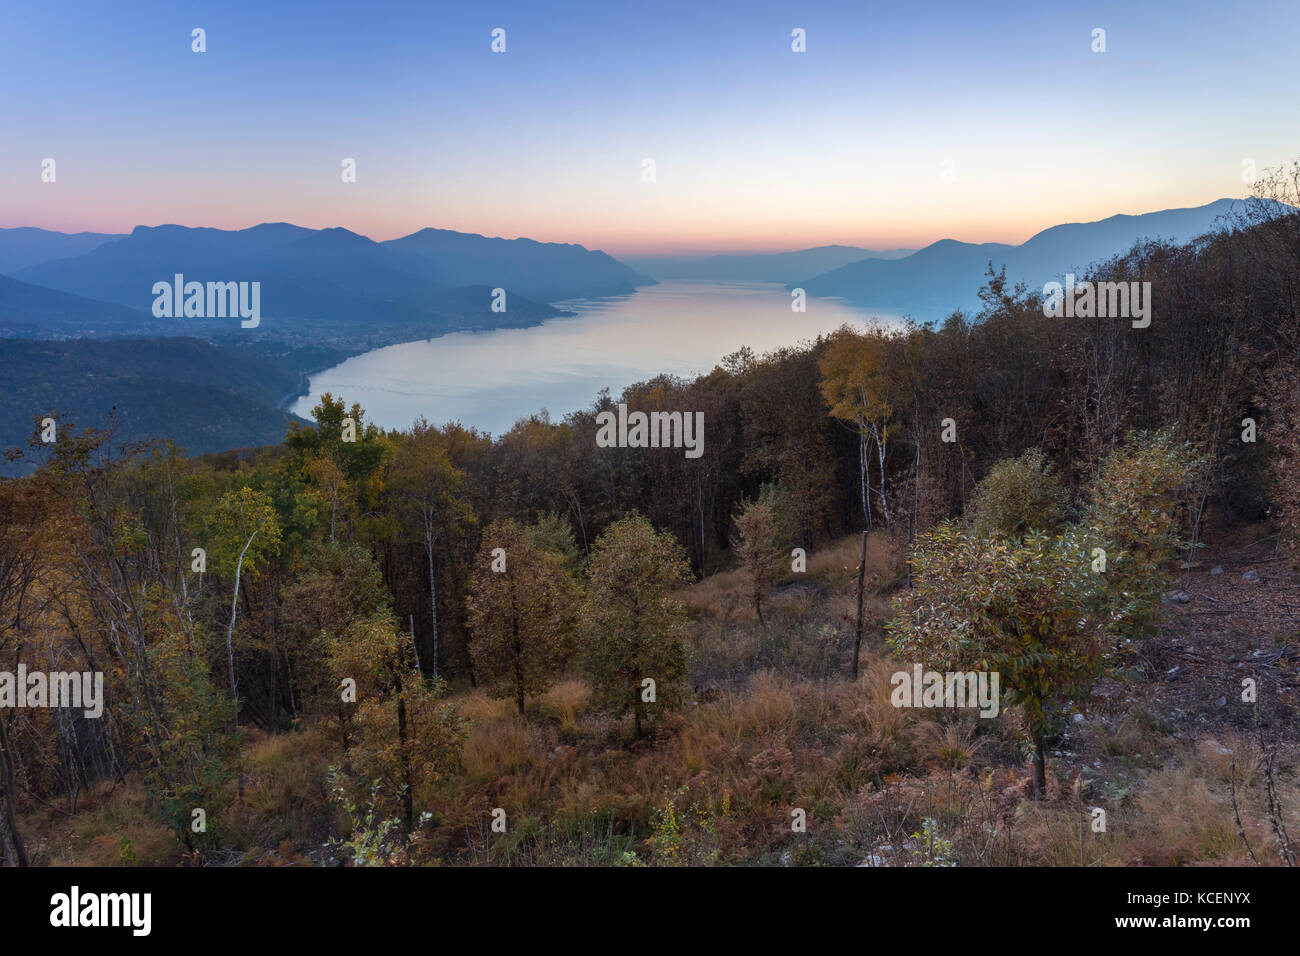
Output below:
[2,0,1297,256]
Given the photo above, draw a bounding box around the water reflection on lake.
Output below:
[292,280,899,435]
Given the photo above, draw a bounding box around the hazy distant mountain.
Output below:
[13,222,648,333]
[0,337,305,476]
[383,228,654,302]
[0,227,124,276]
[795,199,1262,319]
[624,245,915,283]
[0,273,156,338]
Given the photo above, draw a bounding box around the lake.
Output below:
[291,280,898,436]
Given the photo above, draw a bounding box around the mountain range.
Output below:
[0,198,1275,472]
[623,245,915,283]
[0,227,124,276]
[791,199,1262,317]
[10,223,652,330]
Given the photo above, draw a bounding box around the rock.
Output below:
[1165,589,1191,604]
[1072,713,1085,723]
[1211,565,1224,575]
[1243,569,1260,583]
[1214,696,1227,709]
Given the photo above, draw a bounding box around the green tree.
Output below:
[888,525,1104,797]
[286,393,388,542]
[467,519,579,716]
[1087,430,1204,645]
[731,485,788,621]
[327,610,462,835]
[207,486,282,723]
[580,514,693,739]
[528,511,582,569]
[388,421,476,678]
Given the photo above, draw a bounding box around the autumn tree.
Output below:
[0,474,53,866]
[731,484,788,621]
[1267,371,1300,566]
[207,486,282,723]
[326,610,462,835]
[282,539,391,724]
[467,518,579,716]
[889,525,1104,797]
[820,326,898,531]
[580,514,693,739]
[388,420,476,677]
[732,346,842,548]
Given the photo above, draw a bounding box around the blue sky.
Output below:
[2,0,1297,254]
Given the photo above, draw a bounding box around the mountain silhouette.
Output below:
[0,227,124,276]
[624,245,914,283]
[794,199,1275,318]
[11,222,651,327]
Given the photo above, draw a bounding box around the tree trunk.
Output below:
[0,717,28,866]
[872,424,892,530]
[512,616,525,717]
[424,514,440,678]
[393,671,414,834]
[1032,729,1047,799]
[853,530,867,680]
[226,529,259,728]
[859,430,873,531]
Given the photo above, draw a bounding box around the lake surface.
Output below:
[291,280,898,436]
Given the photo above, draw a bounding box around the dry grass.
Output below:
[221,725,337,857]
[456,690,517,724]
[808,531,904,591]
[538,678,592,731]
[462,715,541,780]
[22,780,181,867]
[17,530,1299,868]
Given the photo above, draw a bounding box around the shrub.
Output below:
[969,448,1070,538]
[1087,429,1205,642]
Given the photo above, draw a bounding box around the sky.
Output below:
[2,0,1298,257]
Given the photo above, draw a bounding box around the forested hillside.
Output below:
[0,337,312,477]
[1,169,1298,868]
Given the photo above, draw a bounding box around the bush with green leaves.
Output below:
[1086,429,1206,644]
[888,524,1104,796]
[968,448,1071,539]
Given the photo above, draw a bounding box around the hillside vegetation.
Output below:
[2,165,1300,867]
